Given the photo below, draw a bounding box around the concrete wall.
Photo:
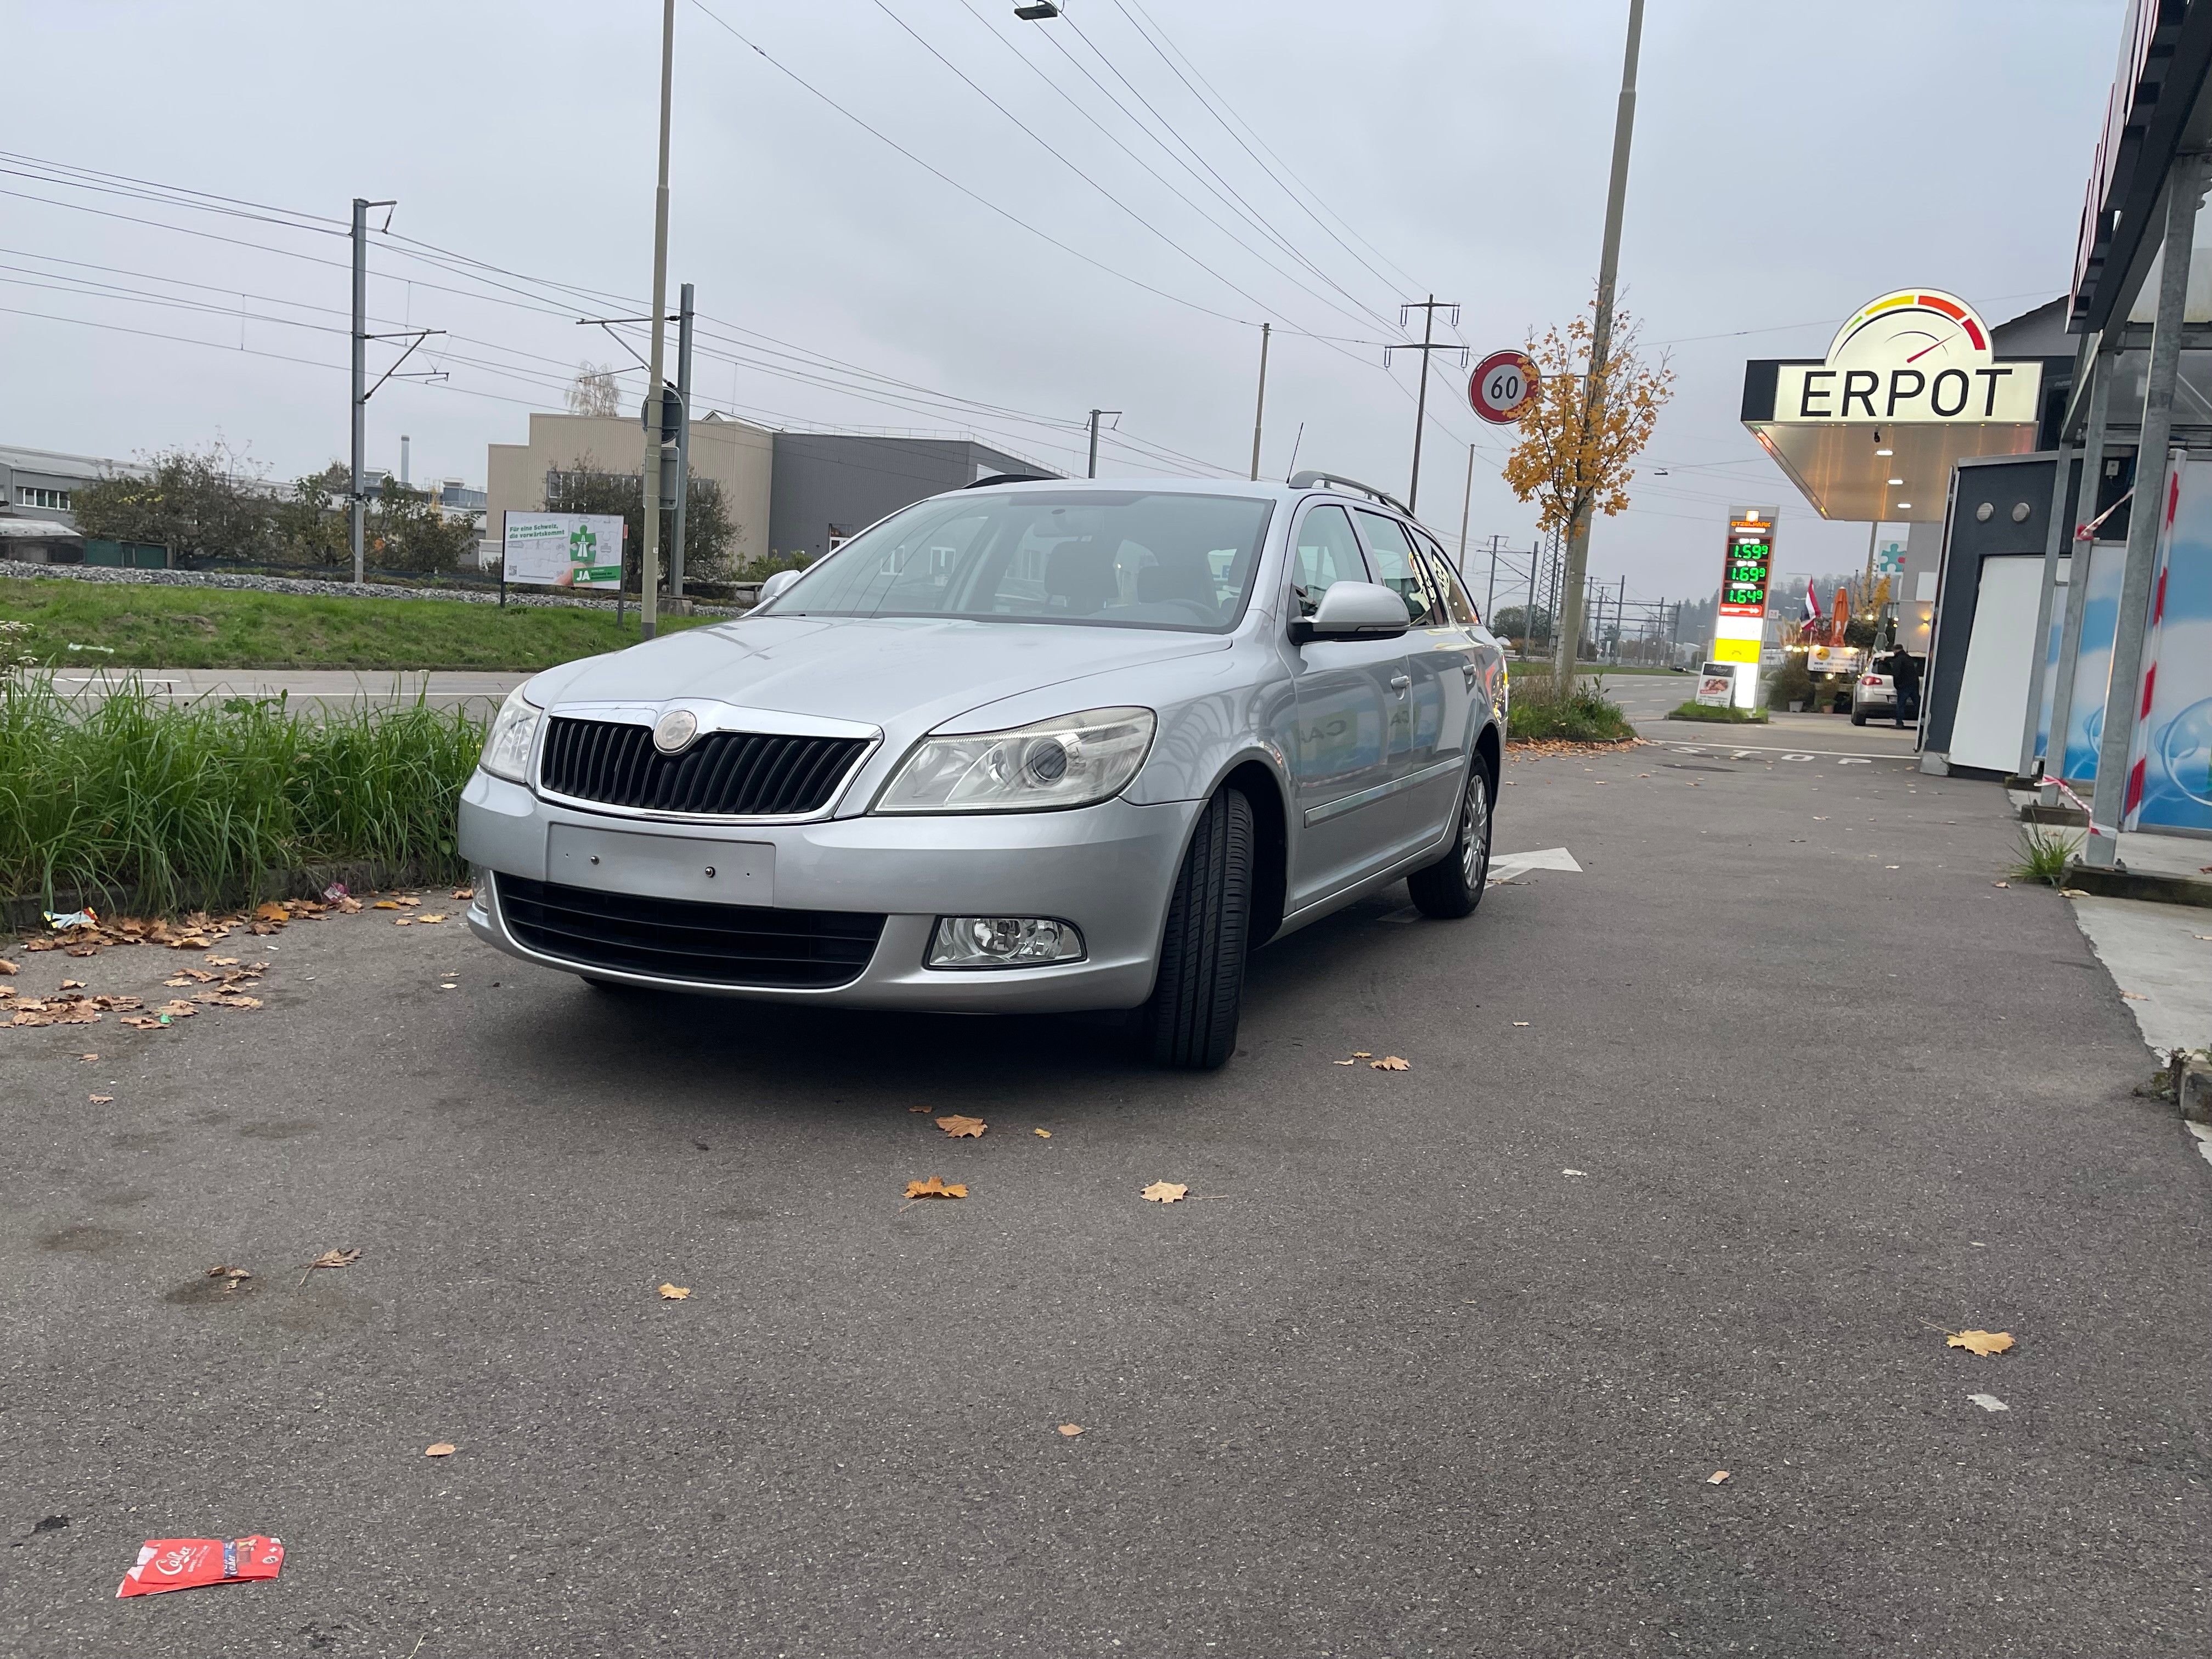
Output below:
[766,437,1049,562]
[483,412,774,571]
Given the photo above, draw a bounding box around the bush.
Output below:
[1668,701,1768,724]
[0,672,482,912]
[1508,672,1635,743]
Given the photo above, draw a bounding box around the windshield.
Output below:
[758,490,1274,633]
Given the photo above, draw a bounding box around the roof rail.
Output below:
[963,472,1058,489]
[1286,470,1413,516]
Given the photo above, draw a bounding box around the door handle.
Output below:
[1461,662,1477,687]
[1389,674,1412,694]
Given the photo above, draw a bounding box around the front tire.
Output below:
[1137,787,1254,1070]
[1407,754,1494,919]
[1851,709,1868,726]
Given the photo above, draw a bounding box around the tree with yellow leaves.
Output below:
[1501,298,1673,677]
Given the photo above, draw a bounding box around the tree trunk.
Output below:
[1551,495,1594,682]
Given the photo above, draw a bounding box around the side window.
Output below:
[1352,510,1436,627]
[1289,504,1369,618]
[1413,529,1479,626]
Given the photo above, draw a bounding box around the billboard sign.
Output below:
[1769,291,2041,428]
[2124,454,2212,833]
[502,512,625,589]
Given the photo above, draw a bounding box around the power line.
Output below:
[685,0,1254,327]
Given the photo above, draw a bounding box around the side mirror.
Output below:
[1289,580,1409,644]
[757,568,803,605]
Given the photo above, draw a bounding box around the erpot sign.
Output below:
[1470,351,1538,424]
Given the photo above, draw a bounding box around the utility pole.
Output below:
[671,280,695,603]
[1615,574,1626,662]
[639,0,675,641]
[1386,297,1464,512]
[1087,409,1121,478]
[1455,442,1475,572]
[1554,0,1645,682]
[351,198,374,588]
[1249,323,1270,481]
[348,196,437,588]
[1483,533,1504,617]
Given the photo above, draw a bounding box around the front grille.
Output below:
[540,716,868,817]
[496,875,884,989]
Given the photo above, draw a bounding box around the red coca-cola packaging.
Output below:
[116,1536,284,1598]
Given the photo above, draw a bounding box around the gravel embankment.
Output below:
[0,560,747,615]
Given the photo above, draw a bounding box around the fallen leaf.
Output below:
[1512,1021,1531,1028]
[1707,1470,1730,1485]
[2193,934,2212,941]
[420,915,448,924]
[206,1265,251,1279]
[1033,1128,1051,1138]
[394,896,422,908]
[119,1016,164,1030]
[1142,1181,1188,1204]
[1991,880,2009,888]
[438,984,457,992]
[59,978,85,990]
[935,1114,986,1138]
[1351,1051,1372,1059]
[906,1105,932,1113]
[1371,1056,1410,1071]
[2058,887,2090,898]
[1331,1058,1357,1065]
[393,918,414,928]
[657,1283,690,1300]
[425,1442,458,1457]
[336,896,363,913]
[1946,1329,2014,1357]
[1813,816,1828,821]
[88,1094,114,1104]
[307,1248,360,1271]
[79,1053,97,1062]
[206,955,238,966]
[254,901,287,922]
[1562,1168,1587,1177]
[1968,1393,2008,1413]
[1057,1424,1084,1437]
[0,960,15,975]
[452,887,475,900]
[2121,990,2148,1001]
[1885,865,1900,870]
[372,900,400,910]
[157,1000,198,1017]
[904,1177,967,1200]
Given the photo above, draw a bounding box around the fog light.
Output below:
[927,916,1086,969]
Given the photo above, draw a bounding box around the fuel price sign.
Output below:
[1718,515,1775,617]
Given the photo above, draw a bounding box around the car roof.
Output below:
[957,475,1441,531]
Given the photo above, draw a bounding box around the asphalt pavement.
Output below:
[3,742,2207,1657]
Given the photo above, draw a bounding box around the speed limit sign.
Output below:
[1470,350,1539,424]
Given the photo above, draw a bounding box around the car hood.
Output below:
[529,614,1233,732]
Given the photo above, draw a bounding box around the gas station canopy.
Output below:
[1739,290,2055,522]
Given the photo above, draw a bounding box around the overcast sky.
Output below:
[4,0,2124,608]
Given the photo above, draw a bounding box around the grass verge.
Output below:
[1667,701,1770,724]
[0,577,718,671]
[1,672,483,913]
[1508,672,1636,743]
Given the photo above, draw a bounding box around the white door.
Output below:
[1949,554,2045,772]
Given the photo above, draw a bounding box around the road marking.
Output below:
[1668,742,1916,763]
[1489,847,1581,884]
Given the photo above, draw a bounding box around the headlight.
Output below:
[874,706,1155,814]
[480,686,543,782]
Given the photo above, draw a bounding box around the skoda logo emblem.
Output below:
[652,708,699,754]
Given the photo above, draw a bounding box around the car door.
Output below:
[1353,510,1466,844]
[1282,501,1413,906]
[1412,523,1493,765]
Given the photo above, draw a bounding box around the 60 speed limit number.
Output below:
[1469,351,1539,424]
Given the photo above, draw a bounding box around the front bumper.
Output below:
[458,770,1195,1011]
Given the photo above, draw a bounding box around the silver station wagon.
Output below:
[461,472,1509,1068]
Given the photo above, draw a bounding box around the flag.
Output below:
[1803,583,1822,622]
